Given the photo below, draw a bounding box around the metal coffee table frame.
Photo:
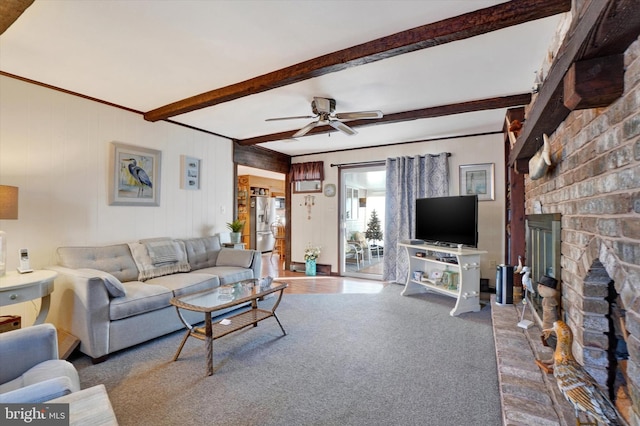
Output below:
[170,279,287,376]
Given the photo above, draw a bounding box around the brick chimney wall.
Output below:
[524,35,640,423]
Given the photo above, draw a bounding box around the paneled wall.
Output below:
[0,76,234,323]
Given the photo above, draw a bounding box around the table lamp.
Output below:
[0,185,19,276]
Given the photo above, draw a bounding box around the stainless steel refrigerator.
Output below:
[250,196,276,253]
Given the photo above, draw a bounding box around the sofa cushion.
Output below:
[128,241,190,281]
[216,248,254,268]
[194,266,253,285]
[77,268,126,298]
[57,244,139,283]
[145,273,220,297]
[109,282,173,320]
[182,236,221,270]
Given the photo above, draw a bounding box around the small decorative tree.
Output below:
[365,209,383,242]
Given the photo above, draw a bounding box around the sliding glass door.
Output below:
[340,165,386,279]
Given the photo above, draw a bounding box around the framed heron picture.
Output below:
[109,142,161,206]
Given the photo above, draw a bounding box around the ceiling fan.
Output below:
[266,97,383,138]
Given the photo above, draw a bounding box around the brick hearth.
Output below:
[492,296,576,426]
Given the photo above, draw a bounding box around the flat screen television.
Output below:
[415,195,478,248]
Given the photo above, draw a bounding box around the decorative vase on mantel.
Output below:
[305,259,317,276]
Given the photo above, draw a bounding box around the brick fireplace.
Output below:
[524,34,640,424]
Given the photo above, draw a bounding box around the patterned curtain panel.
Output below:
[383,154,449,283]
[290,161,324,181]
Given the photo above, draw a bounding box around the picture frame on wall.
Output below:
[180,155,201,190]
[109,142,161,206]
[459,163,494,201]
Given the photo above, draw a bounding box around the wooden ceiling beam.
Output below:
[144,0,570,122]
[236,93,531,146]
[0,0,34,35]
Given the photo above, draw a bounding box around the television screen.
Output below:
[415,195,478,247]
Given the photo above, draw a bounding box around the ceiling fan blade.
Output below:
[293,121,319,138]
[335,110,383,120]
[265,115,316,122]
[329,120,357,136]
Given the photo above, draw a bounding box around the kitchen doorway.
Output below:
[340,165,385,279]
[236,165,286,256]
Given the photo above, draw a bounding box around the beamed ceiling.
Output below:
[0,0,573,156]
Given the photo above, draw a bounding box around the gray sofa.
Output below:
[46,235,261,362]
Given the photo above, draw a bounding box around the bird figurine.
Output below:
[529,133,552,180]
[521,266,534,294]
[123,158,153,197]
[514,255,524,274]
[545,321,624,425]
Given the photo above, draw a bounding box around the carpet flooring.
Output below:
[71,284,501,426]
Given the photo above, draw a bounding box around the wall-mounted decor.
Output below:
[459,163,494,201]
[180,155,201,190]
[529,133,552,180]
[304,195,315,220]
[323,183,336,197]
[109,142,161,206]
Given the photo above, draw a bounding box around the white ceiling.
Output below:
[0,0,565,156]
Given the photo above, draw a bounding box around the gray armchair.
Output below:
[0,323,80,403]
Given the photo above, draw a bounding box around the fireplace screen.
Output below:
[525,213,561,320]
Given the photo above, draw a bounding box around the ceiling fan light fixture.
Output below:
[268,96,382,139]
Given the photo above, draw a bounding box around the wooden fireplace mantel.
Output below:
[509,0,640,170]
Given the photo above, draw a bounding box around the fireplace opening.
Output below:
[608,281,630,413]
[580,261,631,422]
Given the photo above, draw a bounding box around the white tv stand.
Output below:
[399,243,487,316]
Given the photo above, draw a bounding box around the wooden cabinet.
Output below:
[237,175,285,248]
[237,176,251,246]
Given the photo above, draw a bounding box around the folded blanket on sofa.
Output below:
[129,240,190,281]
[145,240,180,265]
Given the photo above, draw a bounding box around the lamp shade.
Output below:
[0,185,19,219]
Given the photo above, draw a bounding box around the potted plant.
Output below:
[226,219,244,244]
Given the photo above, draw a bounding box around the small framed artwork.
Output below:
[109,142,161,206]
[180,155,201,190]
[459,163,495,201]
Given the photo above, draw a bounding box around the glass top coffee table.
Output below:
[170,277,288,376]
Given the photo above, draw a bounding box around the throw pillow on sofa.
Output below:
[216,248,254,268]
